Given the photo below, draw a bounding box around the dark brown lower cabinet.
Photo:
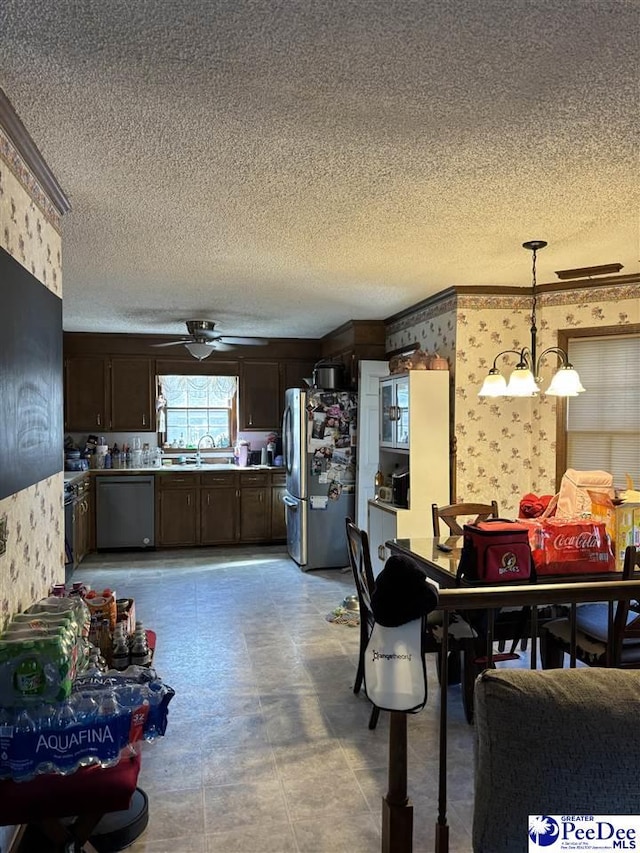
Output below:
[201,478,237,545]
[156,470,284,547]
[73,477,93,566]
[239,473,270,542]
[157,485,199,547]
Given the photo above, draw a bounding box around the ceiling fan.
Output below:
[152,319,268,360]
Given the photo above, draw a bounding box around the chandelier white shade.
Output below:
[478,240,586,398]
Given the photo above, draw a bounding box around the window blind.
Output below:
[566,335,640,486]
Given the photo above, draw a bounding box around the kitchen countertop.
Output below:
[63,465,284,484]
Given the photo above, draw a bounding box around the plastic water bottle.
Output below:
[72,692,99,724]
[56,702,77,729]
[12,707,37,780]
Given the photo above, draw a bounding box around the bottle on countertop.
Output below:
[266,442,276,466]
[374,469,384,498]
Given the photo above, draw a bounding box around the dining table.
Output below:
[385,533,630,713]
[385,534,625,588]
[382,534,640,853]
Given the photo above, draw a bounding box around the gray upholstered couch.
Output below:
[473,667,640,853]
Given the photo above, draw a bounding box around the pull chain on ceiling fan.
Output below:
[152,320,268,360]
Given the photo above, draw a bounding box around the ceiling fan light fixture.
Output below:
[185,342,214,360]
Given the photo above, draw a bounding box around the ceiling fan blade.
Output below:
[196,329,222,341]
[151,340,190,348]
[213,342,236,352]
[220,336,269,346]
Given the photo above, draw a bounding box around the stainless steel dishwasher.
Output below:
[95,476,155,549]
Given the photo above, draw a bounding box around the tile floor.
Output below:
[71,545,476,853]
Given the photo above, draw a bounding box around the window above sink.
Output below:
[157,374,238,451]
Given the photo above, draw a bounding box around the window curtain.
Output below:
[567,335,640,485]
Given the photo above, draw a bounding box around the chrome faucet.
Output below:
[196,434,215,468]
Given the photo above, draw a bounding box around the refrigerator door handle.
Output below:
[283,405,292,475]
[283,495,298,509]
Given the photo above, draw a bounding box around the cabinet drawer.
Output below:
[156,473,200,488]
[240,473,270,486]
[201,472,238,487]
[270,471,286,485]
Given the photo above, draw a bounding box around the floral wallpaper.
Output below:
[0,125,64,632]
[387,284,640,517]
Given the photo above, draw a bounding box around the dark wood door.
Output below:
[270,484,287,540]
[110,358,154,431]
[201,486,238,544]
[157,487,199,546]
[241,360,280,430]
[239,487,270,541]
[65,357,107,431]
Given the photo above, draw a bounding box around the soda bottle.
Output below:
[111,634,131,671]
[14,654,44,698]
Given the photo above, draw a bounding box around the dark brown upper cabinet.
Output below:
[64,356,109,431]
[110,358,154,431]
[64,355,155,432]
[240,360,280,430]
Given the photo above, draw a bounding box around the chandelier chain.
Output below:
[530,246,538,338]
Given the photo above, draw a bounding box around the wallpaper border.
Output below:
[0,127,62,232]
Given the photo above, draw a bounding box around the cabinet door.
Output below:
[201,487,237,544]
[271,484,287,540]
[367,503,398,576]
[239,487,270,541]
[72,478,92,565]
[157,488,199,546]
[282,360,316,394]
[379,379,395,447]
[84,485,95,555]
[110,358,154,431]
[65,357,107,431]
[395,375,410,447]
[280,359,317,426]
[241,360,280,430]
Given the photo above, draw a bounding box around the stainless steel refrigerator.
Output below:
[283,388,357,570]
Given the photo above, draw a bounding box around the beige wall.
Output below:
[0,125,64,630]
[387,282,640,517]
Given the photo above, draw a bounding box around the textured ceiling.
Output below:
[1,0,638,340]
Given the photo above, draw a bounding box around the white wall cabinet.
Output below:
[368,370,450,575]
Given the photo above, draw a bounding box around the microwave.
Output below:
[391,470,409,508]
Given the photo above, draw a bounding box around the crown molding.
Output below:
[0,88,71,216]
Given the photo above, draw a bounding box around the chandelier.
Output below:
[478,240,586,398]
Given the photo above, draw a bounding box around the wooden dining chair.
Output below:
[431,501,499,537]
[430,500,535,723]
[345,517,381,730]
[541,545,640,669]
